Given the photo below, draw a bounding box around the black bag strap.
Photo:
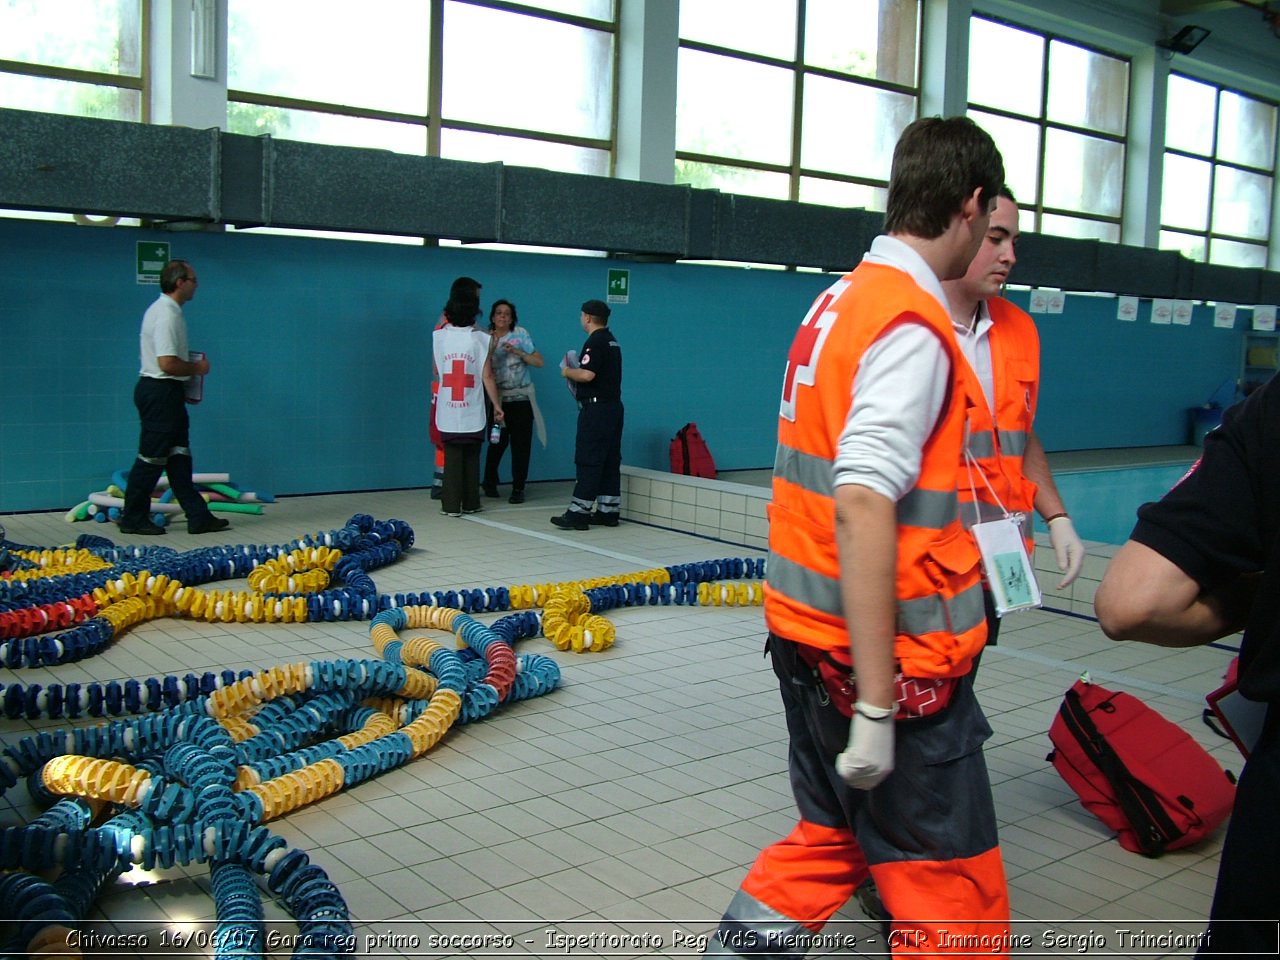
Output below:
[1059,688,1183,857]
[1202,707,1232,742]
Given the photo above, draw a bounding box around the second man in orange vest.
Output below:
[942,186,1085,646]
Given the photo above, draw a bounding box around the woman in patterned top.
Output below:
[483,299,544,504]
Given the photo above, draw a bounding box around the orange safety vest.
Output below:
[765,262,987,679]
[959,297,1041,550]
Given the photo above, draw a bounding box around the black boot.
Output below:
[120,458,167,533]
[166,454,229,534]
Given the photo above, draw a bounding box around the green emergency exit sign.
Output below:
[607,268,630,304]
[137,241,171,284]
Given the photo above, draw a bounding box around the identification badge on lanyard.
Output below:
[971,512,1042,616]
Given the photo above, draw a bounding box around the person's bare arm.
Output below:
[1095,540,1252,645]
[157,354,209,377]
[506,342,544,368]
[834,483,898,709]
[1024,430,1085,586]
[483,358,504,423]
[1024,432,1065,518]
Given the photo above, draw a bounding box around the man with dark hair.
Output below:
[706,116,1008,957]
[120,259,228,536]
[942,186,1084,648]
[552,299,623,531]
[1096,375,1280,956]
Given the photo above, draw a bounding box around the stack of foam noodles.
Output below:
[66,470,276,528]
[0,513,767,957]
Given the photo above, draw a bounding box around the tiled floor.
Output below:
[0,481,1241,958]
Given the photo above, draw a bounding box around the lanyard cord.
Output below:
[962,424,1011,526]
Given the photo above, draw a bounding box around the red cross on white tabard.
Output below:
[779,288,838,420]
[441,359,474,401]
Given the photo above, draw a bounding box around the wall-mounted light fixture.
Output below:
[190,0,217,79]
[1156,24,1211,55]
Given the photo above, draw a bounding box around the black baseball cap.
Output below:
[581,299,611,320]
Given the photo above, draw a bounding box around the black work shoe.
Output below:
[853,875,892,941]
[508,490,525,504]
[482,484,500,498]
[550,511,589,531]
[587,512,619,527]
[188,516,230,535]
[119,520,166,536]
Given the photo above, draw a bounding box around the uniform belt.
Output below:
[579,396,618,404]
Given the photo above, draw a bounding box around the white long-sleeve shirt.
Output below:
[833,236,953,503]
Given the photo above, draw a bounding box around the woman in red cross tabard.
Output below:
[432,291,504,516]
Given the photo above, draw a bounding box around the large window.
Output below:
[1160,74,1276,268]
[675,0,919,208]
[227,0,615,177]
[968,17,1129,242]
[0,0,143,120]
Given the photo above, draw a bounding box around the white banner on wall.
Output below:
[1116,296,1139,321]
[1150,299,1173,324]
[1173,300,1194,326]
[1213,303,1238,329]
[1253,305,1277,332]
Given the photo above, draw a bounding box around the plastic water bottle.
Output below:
[489,423,502,444]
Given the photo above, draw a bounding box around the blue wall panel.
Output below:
[0,219,1249,512]
[1024,291,1243,451]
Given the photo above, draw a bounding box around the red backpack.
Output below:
[1047,678,1235,857]
[669,422,717,479]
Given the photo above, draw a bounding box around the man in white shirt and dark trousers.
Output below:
[119,259,228,536]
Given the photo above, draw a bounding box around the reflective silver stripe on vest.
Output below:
[767,551,987,638]
[774,444,957,531]
[897,487,959,531]
[960,498,1008,528]
[897,580,987,637]
[773,443,832,498]
[968,429,997,459]
[967,429,1028,459]
[709,888,813,960]
[999,429,1028,456]
[768,551,842,618]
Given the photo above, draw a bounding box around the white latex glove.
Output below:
[1048,515,1085,588]
[835,703,896,790]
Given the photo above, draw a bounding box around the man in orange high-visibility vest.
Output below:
[707,117,1011,958]
[942,186,1085,649]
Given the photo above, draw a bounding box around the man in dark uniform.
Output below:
[1096,373,1280,956]
[552,299,623,531]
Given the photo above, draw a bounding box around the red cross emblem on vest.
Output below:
[441,358,474,401]
[780,288,838,421]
